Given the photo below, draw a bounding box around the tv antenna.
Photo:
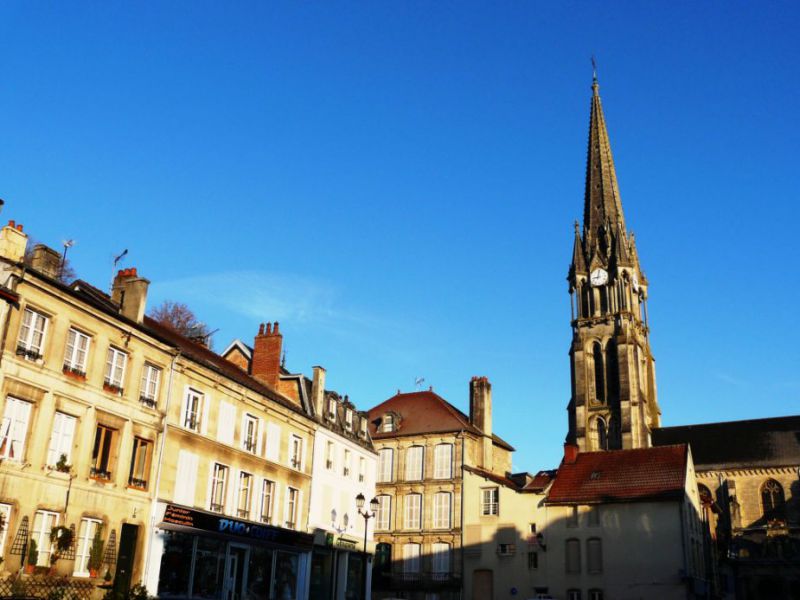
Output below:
[414,377,425,390]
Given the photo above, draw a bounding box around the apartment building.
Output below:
[366,377,514,600]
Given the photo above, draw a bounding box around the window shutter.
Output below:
[217,402,236,445]
[179,387,189,429]
[266,423,281,462]
[200,395,209,435]
[256,419,264,456]
[174,450,199,506]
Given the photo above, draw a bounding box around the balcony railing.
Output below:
[16,344,42,361]
[243,440,257,453]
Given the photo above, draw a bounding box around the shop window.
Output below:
[375,495,391,531]
[157,532,194,597]
[74,518,102,576]
[63,327,90,377]
[193,536,226,599]
[285,487,299,529]
[481,487,499,516]
[0,396,32,461]
[17,307,48,361]
[260,479,275,524]
[237,471,253,518]
[587,538,603,573]
[433,492,452,529]
[378,448,394,482]
[209,463,229,513]
[31,510,59,566]
[0,504,11,556]
[128,437,152,489]
[47,411,76,468]
[434,443,453,479]
[431,542,450,580]
[565,538,581,574]
[242,414,258,454]
[104,347,127,394]
[405,445,424,481]
[404,494,422,529]
[275,552,299,598]
[139,363,161,408]
[183,388,204,432]
[90,424,116,481]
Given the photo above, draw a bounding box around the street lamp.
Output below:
[356,493,380,600]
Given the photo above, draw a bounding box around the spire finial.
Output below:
[591,55,599,94]
[574,220,580,234]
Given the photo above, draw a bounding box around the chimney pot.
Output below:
[265,322,272,335]
[273,321,280,335]
[16,224,22,232]
[258,323,265,336]
[8,220,14,228]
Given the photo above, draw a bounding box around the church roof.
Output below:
[545,445,689,505]
[652,415,800,470]
[367,390,514,450]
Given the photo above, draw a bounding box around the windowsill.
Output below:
[46,469,71,480]
[127,484,149,493]
[89,476,114,487]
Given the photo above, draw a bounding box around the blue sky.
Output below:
[1,2,798,471]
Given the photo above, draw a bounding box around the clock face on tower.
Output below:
[590,268,608,287]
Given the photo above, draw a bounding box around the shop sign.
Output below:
[162,504,313,548]
[334,536,359,550]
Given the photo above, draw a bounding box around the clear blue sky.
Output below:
[2,2,798,471]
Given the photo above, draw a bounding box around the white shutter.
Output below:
[266,423,281,462]
[217,402,236,445]
[226,469,238,516]
[256,419,264,456]
[179,386,189,429]
[174,450,199,505]
[200,394,209,435]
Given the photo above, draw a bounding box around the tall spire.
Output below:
[583,70,625,245]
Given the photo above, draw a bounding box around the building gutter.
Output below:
[142,348,182,586]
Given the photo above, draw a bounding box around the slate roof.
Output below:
[545,445,688,505]
[367,390,514,451]
[652,416,800,470]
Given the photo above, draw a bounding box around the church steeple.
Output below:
[566,72,660,452]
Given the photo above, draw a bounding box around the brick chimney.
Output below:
[252,322,282,389]
[470,376,493,471]
[563,443,579,465]
[29,244,62,279]
[311,365,326,419]
[0,220,27,263]
[111,268,150,323]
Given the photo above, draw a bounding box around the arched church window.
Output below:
[595,417,608,451]
[761,479,785,520]
[605,341,619,404]
[593,342,605,404]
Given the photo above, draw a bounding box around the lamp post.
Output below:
[356,493,380,600]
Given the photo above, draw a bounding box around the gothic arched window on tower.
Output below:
[593,342,606,404]
[761,479,786,521]
[592,417,608,451]
[605,341,619,405]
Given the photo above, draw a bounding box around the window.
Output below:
[588,590,604,600]
[433,443,453,479]
[378,448,394,482]
[0,397,32,461]
[128,438,152,489]
[587,538,603,573]
[588,505,600,526]
[593,342,606,403]
[761,479,785,520]
[0,504,11,557]
[290,435,303,469]
[46,411,76,468]
[183,389,203,432]
[323,441,334,469]
[358,457,366,482]
[591,416,608,451]
[405,445,424,481]
[31,510,59,566]
[237,472,252,518]
[404,494,422,529]
[375,495,391,531]
[63,328,90,376]
[343,449,351,476]
[565,538,581,573]
[74,518,101,576]
[481,487,499,516]
[104,347,127,393]
[90,424,116,480]
[567,505,579,527]
[382,414,394,433]
[359,417,367,438]
[345,409,353,431]
[431,542,450,580]
[209,463,228,513]
[286,487,299,529]
[528,551,538,570]
[140,363,161,408]
[17,307,47,360]
[259,479,275,524]
[567,591,582,600]
[433,492,452,529]
[327,398,336,420]
[242,414,258,453]
[402,543,420,580]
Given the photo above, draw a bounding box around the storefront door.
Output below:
[225,543,249,600]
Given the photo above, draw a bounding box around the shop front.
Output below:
[149,504,313,600]
[308,532,372,600]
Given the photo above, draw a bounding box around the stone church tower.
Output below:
[566,75,661,451]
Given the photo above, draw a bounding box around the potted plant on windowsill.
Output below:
[24,538,37,574]
[88,527,104,578]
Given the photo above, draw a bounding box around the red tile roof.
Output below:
[545,445,689,505]
[367,390,514,450]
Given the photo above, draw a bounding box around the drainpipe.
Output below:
[142,349,181,587]
[459,431,465,593]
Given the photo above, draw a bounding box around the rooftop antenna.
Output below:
[61,239,75,277]
[414,377,425,390]
[110,248,128,291]
[591,55,598,82]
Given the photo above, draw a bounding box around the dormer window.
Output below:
[359,417,367,438]
[345,410,353,431]
[382,414,395,433]
[327,398,336,420]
